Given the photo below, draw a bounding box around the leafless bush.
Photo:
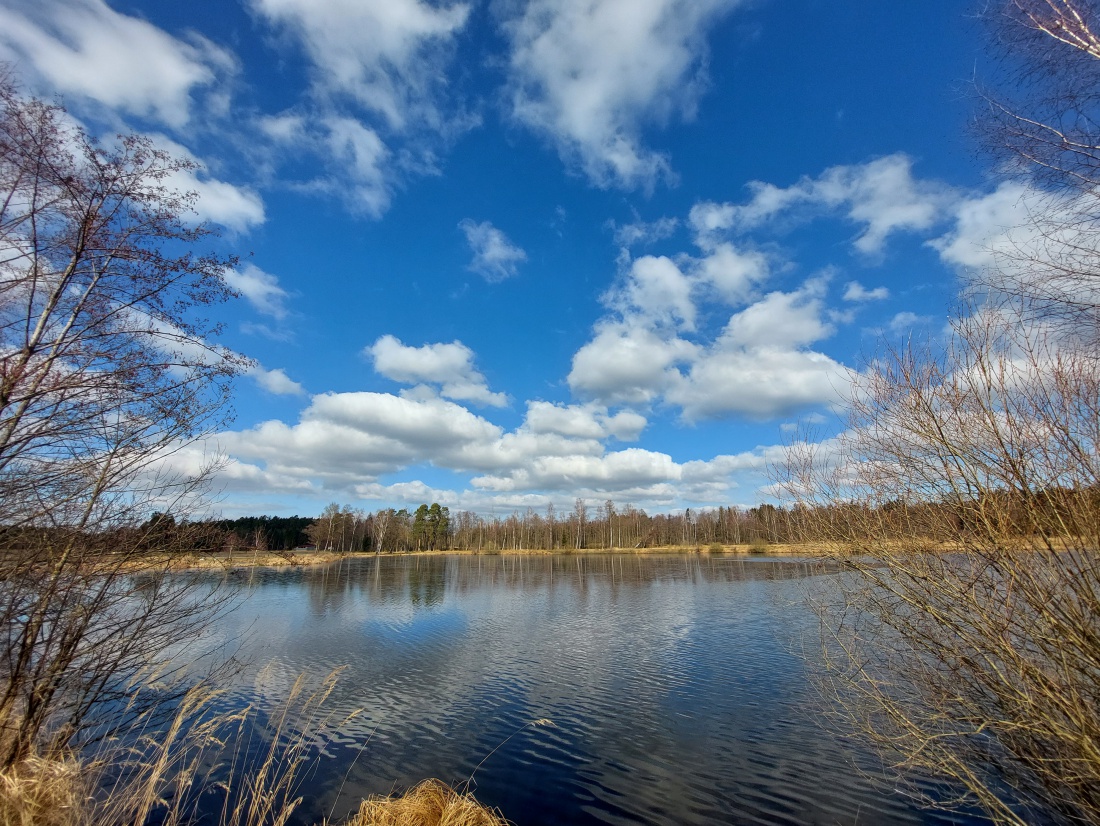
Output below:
[781,304,1100,824]
[781,10,1100,815]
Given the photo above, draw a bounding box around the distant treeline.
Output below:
[6,488,1090,558]
[215,500,791,554]
[215,515,315,550]
[213,487,1099,555]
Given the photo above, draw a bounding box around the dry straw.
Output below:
[339,780,510,826]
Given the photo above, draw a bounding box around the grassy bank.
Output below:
[146,542,817,571]
[133,548,359,571]
[148,537,1088,573]
[0,757,508,826]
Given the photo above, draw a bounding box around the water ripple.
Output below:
[206,555,987,826]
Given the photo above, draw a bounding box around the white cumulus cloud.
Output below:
[149,136,265,231]
[206,384,780,507]
[698,154,957,255]
[665,279,848,421]
[323,116,392,217]
[887,311,934,334]
[249,0,469,131]
[931,182,1100,313]
[571,208,849,421]
[720,280,834,349]
[368,335,508,407]
[244,0,477,218]
[667,346,848,421]
[524,402,646,441]
[568,323,697,405]
[609,255,696,330]
[691,242,771,305]
[503,0,741,189]
[842,281,890,302]
[250,366,305,396]
[611,216,679,248]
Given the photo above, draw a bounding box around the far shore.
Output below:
[147,543,821,572]
[124,536,1080,573]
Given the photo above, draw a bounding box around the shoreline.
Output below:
[136,536,1083,573]
[149,543,820,572]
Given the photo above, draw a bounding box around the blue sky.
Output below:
[0,0,1029,518]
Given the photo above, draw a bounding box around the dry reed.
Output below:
[0,766,509,826]
[0,669,351,826]
[0,756,88,826]
[339,780,510,826]
[0,673,509,826]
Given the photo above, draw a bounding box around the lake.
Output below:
[203,553,986,826]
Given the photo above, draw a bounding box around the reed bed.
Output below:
[0,764,507,826]
[0,674,505,826]
[0,755,89,826]
[339,780,509,826]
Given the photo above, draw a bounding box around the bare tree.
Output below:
[370,508,391,554]
[0,79,248,765]
[975,0,1100,342]
[983,0,1100,192]
[544,502,555,550]
[573,498,587,550]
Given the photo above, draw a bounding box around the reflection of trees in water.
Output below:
[280,554,820,612]
[448,554,816,593]
[295,555,451,613]
[406,557,447,608]
[306,558,357,616]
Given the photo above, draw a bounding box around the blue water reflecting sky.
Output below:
[203,555,987,826]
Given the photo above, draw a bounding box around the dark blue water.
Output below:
[204,554,986,826]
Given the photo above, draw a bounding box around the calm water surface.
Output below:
[207,554,985,826]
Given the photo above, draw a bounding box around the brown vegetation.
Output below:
[774,4,1100,822]
[781,304,1100,825]
[773,1,1100,813]
[0,77,510,826]
[0,669,442,826]
[0,756,87,826]
[339,780,510,826]
[0,761,507,826]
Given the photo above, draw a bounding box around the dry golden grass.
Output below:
[114,549,356,572]
[0,764,509,826]
[339,780,510,826]
[0,669,359,826]
[0,756,88,826]
[0,757,510,826]
[122,544,829,571]
[442,543,815,556]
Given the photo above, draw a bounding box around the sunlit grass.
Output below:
[0,671,506,826]
[0,755,88,826]
[338,780,509,826]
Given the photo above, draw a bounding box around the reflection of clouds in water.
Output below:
[212,555,819,718]
[189,556,954,826]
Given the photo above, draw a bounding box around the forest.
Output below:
[216,500,784,553]
[215,485,1095,555]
